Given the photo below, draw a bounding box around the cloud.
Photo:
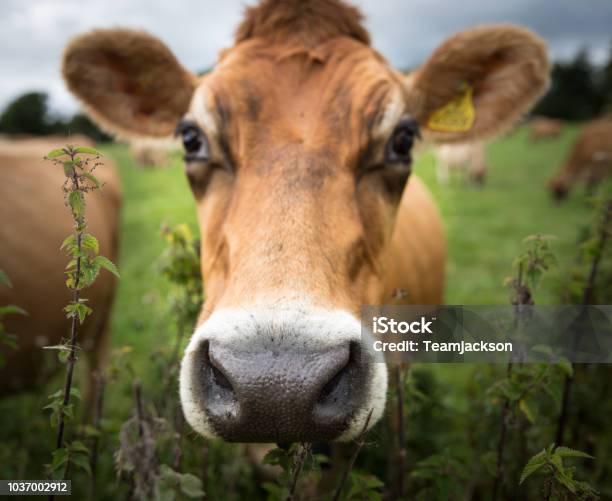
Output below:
[0,0,610,113]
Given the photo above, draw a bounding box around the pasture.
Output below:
[0,123,610,499]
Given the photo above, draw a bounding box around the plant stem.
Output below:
[556,199,611,446]
[332,410,373,501]
[492,262,530,500]
[89,372,106,500]
[491,362,513,501]
[395,365,407,498]
[51,149,83,499]
[286,443,312,501]
[201,444,209,500]
[133,379,145,438]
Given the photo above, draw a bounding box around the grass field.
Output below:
[1,123,606,499]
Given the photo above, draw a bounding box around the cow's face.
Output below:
[63,20,548,442]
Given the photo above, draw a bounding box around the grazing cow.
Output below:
[530,116,564,141]
[62,0,548,442]
[549,118,612,200]
[129,137,180,168]
[435,142,488,185]
[0,137,122,395]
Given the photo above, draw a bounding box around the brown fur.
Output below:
[62,29,197,139]
[0,137,122,395]
[530,116,564,141]
[549,118,612,199]
[235,0,370,48]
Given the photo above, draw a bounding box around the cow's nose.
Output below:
[192,339,367,442]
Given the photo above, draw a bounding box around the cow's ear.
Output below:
[63,29,197,139]
[405,25,549,143]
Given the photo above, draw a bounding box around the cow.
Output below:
[128,137,180,168]
[62,0,549,442]
[530,116,564,141]
[435,142,488,185]
[0,136,122,395]
[549,118,612,200]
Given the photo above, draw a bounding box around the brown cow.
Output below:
[62,0,548,442]
[530,116,564,141]
[549,118,612,200]
[0,137,122,395]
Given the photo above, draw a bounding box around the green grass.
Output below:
[416,124,589,305]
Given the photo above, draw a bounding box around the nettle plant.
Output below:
[520,444,598,500]
[0,269,26,368]
[43,145,119,482]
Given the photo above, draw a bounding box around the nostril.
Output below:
[318,363,348,404]
[316,342,361,408]
[211,364,233,391]
[196,341,239,417]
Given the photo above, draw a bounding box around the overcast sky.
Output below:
[1,0,611,115]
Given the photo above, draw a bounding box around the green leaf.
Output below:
[520,449,547,484]
[179,473,205,498]
[93,255,120,278]
[81,172,102,188]
[554,469,577,494]
[64,302,92,323]
[74,146,102,156]
[70,440,90,454]
[68,191,84,218]
[70,453,92,475]
[51,448,69,471]
[81,234,99,254]
[46,148,67,159]
[0,269,11,287]
[557,359,574,378]
[60,235,77,251]
[63,161,75,177]
[519,399,536,424]
[0,305,27,316]
[555,447,594,460]
[80,425,101,438]
[0,332,18,350]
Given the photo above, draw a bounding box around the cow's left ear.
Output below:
[405,24,549,143]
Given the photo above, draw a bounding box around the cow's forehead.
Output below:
[190,39,405,144]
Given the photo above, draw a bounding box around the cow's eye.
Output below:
[175,120,210,162]
[385,116,420,164]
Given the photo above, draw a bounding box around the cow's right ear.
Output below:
[62,29,197,139]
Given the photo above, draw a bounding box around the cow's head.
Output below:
[63,0,548,442]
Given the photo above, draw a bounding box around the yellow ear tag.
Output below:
[426,84,475,132]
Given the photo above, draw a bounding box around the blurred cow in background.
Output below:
[0,136,122,395]
[435,142,488,185]
[530,116,564,141]
[128,137,180,168]
[549,118,612,200]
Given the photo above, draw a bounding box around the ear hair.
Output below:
[407,24,550,142]
[63,29,197,139]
